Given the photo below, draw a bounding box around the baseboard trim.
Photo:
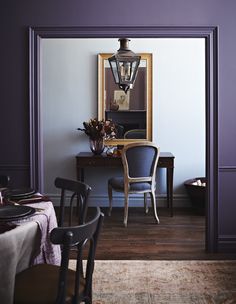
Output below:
[218,237,236,253]
[48,193,191,207]
[0,164,29,171]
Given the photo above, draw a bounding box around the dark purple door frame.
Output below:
[29,26,218,252]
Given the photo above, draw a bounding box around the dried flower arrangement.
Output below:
[77,118,117,140]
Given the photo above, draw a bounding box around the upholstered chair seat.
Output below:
[108,177,152,192]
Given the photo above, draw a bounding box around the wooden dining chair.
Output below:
[108,142,160,227]
[55,177,91,227]
[14,207,104,304]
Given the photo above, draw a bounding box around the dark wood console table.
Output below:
[76,152,175,216]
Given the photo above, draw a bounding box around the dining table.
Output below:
[0,195,61,304]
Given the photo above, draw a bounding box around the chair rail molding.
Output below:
[219,166,236,172]
[0,164,29,171]
[29,25,219,253]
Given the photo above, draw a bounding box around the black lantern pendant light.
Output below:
[108,38,141,93]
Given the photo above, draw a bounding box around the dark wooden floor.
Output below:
[62,207,236,260]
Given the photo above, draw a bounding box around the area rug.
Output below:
[69,260,236,304]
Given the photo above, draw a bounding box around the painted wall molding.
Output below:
[219,166,236,172]
[29,25,218,253]
[0,164,29,171]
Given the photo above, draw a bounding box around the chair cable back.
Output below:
[50,207,104,304]
[55,177,91,227]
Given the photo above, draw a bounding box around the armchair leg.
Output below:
[144,193,149,214]
[150,191,160,224]
[124,193,129,227]
[108,183,113,216]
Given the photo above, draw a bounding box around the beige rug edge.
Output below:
[69,260,236,304]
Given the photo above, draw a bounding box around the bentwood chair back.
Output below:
[55,177,91,227]
[14,207,104,304]
[108,142,160,226]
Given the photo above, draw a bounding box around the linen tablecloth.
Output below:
[0,222,39,304]
[0,200,61,304]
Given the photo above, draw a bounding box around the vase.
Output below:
[89,138,105,155]
[110,100,119,111]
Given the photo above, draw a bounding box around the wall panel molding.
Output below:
[0,164,29,171]
[219,166,236,172]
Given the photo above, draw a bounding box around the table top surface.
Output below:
[77,151,175,158]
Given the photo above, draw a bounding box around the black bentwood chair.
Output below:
[108,142,160,227]
[55,177,91,227]
[14,207,104,304]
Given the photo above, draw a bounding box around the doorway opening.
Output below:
[29,26,218,253]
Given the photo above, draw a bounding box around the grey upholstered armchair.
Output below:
[108,142,160,227]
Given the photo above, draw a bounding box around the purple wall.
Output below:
[1,0,236,252]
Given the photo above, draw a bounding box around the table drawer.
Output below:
[158,158,174,168]
[77,158,106,167]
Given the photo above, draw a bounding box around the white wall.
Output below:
[41,38,205,206]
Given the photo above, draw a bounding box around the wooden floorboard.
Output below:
[60,207,236,260]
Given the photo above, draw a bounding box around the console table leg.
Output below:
[167,167,174,217]
[166,168,170,209]
[77,168,85,183]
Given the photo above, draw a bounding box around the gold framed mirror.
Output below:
[98,53,152,145]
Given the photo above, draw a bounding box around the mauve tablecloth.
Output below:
[0,201,61,304]
[17,201,61,266]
